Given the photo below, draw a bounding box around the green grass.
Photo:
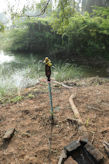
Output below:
[10,96,24,103]
[0,60,86,100]
[28,93,35,99]
[0,52,108,102]
[53,62,85,82]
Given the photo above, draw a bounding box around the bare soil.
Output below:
[0,78,109,164]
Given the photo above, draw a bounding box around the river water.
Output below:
[0,50,108,97]
[0,50,43,96]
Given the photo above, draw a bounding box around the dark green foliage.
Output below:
[4,19,64,57]
[50,6,109,59]
[1,4,109,60]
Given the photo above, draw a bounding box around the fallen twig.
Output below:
[91,132,95,144]
[103,141,109,157]
[87,105,101,112]
[69,94,82,121]
[53,81,74,89]
[69,94,88,139]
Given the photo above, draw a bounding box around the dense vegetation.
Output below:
[0,0,109,60]
[2,20,62,54]
[0,0,109,98]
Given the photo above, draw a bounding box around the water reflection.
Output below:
[0,51,42,96]
[0,50,14,64]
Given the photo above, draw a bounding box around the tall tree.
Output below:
[82,0,87,11]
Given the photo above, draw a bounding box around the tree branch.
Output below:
[20,0,51,17]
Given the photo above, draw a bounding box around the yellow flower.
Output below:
[48,62,52,67]
[43,57,49,63]
[44,57,52,67]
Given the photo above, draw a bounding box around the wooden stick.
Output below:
[91,132,95,144]
[69,94,88,138]
[53,80,74,89]
[69,94,82,122]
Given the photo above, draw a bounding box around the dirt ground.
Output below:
[0,78,109,164]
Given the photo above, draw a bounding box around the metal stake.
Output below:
[48,81,53,121]
[44,57,54,122]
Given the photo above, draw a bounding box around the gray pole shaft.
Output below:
[48,81,53,116]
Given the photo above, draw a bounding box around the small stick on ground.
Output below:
[69,94,88,139]
[53,81,74,89]
[103,141,109,156]
[91,132,95,144]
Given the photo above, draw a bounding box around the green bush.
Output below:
[50,6,109,59]
[53,62,85,81]
[2,19,64,57]
[1,6,109,60]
